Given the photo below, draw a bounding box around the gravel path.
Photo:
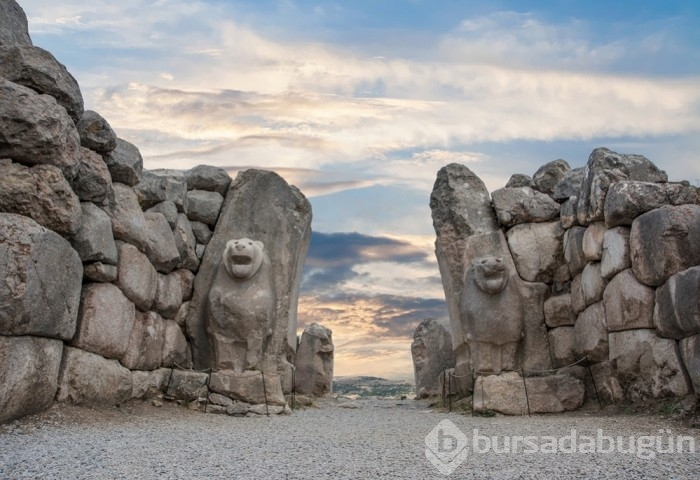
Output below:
[1,399,698,479]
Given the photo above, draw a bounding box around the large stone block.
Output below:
[173,213,199,272]
[185,165,231,195]
[295,323,334,398]
[0,0,32,46]
[410,319,454,398]
[0,79,80,178]
[570,273,586,314]
[491,187,560,228]
[83,262,117,283]
[72,283,135,360]
[120,311,165,370]
[69,147,114,204]
[101,138,143,187]
[581,262,608,307]
[134,169,188,212]
[165,370,208,401]
[582,221,606,262]
[654,266,700,339]
[71,202,118,265]
[600,226,631,279]
[144,212,180,273]
[100,183,149,251]
[630,204,700,286]
[548,327,577,368]
[563,226,587,276]
[532,159,570,195]
[154,272,184,319]
[573,302,608,363]
[161,320,189,368]
[56,347,133,405]
[209,370,286,405]
[0,161,82,236]
[544,294,576,328]
[560,197,579,229]
[604,269,655,332]
[114,242,157,312]
[146,201,178,229]
[76,110,117,153]
[506,221,565,283]
[552,168,585,202]
[0,214,82,340]
[186,190,224,227]
[0,335,63,423]
[131,368,172,399]
[679,335,700,396]
[609,329,691,399]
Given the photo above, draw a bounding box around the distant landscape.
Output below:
[333,376,415,399]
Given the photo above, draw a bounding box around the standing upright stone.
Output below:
[295,323,334,398]
[411,319,455,398]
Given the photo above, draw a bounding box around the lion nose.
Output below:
[235,243,244,250]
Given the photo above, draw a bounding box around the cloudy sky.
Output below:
[20,0,700,380]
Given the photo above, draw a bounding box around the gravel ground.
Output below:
[1,398,699,479]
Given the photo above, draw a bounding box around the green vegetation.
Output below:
[333,376,415,399]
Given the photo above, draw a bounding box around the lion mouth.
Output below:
[231,255,252,265]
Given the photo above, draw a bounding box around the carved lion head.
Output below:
[471,255,509,295]
[223,238,265,279]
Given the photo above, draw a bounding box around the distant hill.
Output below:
[333,376,415,399]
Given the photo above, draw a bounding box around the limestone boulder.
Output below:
[101,138,143,187]
[71,202,118,264]
[144,212,180,273]
[410,319,455,398]
[570,274,586,314]
[604,269,655,332]
[209,370,286,406]
[131,368,171,399]
[680,335,700,395]
[185,164,232,195]
[76,110,117,153]
[100,183,149,251]
[173,269,195,302]
[518,281,553,373]
[473,371,584,415]
[0,0,32,46]
[146,201,178,229]
[295,323,335,398]
[552,168,585,202]
[114,241,157,312]
[560,197,579,228]
[604,180,699,228]
[573,302,608,363]
[56,347,133,405]
[134,169,187,212]
[0,79,81,178]
[191,221,213,245]
[581,262,608,307]
[491,187,560,227]
[505,173,533,188]
[161,320,190,368]
[506,221,565,283]
[0,214,82,340]
[83,263,117,283]
[69,147,113,204]
[582,221,606,262]
[71,283,135,360]
[165,370,208,401]
[120,311,165,371]
[544,294,576,328]
[173,213,199,272]
[630,205,700,286]
[577,147,667,226]
[0,335,63,423]
[563,226,587,276]
[186,190,224,227]
[174,302,190,328]
[609,329,691,399]
[654,266,700,339]
[154,272,183,319]
[532,159,570,195]
[0,161,82,236]
[548,327,577,368]
[601,226,631,279]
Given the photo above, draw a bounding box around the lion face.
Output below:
[471,256,509,295]
[223,238,265,279]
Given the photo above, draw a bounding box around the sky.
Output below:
[19,0,700,380]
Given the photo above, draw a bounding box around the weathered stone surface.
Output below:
[560,196,579,228]
[71,202,118,264]
[473,371,584,415]
[0,214,82,340]
[0,0,32,46]
[573,302,608,363]
[146,201,178,229]
[654,266,700,339]
[548,327,577,368]
[114,241,157,312]
[209,370,286,405]
[191,221,213,245]
[173,213,199,272]
[0,335,63,423]
[69,148,113,204]
[630,204,700,286]
[506,221,565,283]
[609,329,691,399]
[173,269,195,302]
[582,221,606,262]
[186,190,224,227]
[165,370,208,401]
[604,269,655,332]
[131,368,171,399]
[552,168,585,202]
[134,169,188,212]
[295,322,335,398]
[581,262,607,307]
[604,180,699,228]
[209,392,234,407]
[120,311,165,370]
[72,283,135,360]
[518,281,552,373]
[532,159,570,195]
[162,320,189,368]
[154,272,183,319]
[196,243,205,260]
[570,274,586,314]
[174,301,190,328]
[601,226,631,279]
[188,170,312,370]
[100,183,149,250]
[102,138,143,187]
[56,347,132,405]
[0,162,81,236]
[0,45,83,122]
[577,147,667,226]
[544,294,576,328]
[76,110,117,153]
[0,79,81,178]
[144,212,180,273]
[410,319,454,398]
[491,187,560,227]
[563,226,587,276]
[505,173,534,188]
[185,165,231,196]
[83,262,117,283]
[680,335,700,395]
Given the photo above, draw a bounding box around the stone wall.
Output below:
[430,148,700,409]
